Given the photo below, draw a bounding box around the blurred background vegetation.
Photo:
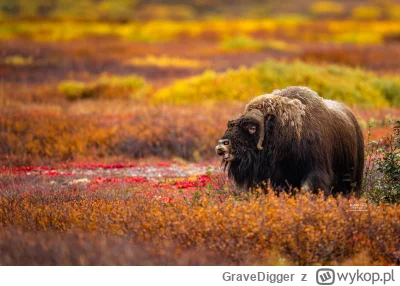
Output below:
[1,0,400,21]
[1,0,400,164]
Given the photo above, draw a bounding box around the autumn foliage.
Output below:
[1,1,400,266]
[1,165,399,266]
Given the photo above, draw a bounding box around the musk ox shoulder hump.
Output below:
[323,99,356,127]
[245,91,307,139]
[324,99,346,113]
[273,86,324,104]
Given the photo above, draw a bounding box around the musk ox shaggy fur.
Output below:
[215,86,364,195]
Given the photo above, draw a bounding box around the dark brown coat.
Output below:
[215,86,364,195]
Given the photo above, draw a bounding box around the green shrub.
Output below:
[152,60,398,107]
[58,81,87,100]
[220,35,296,52]
[219,35,266,52]
[58,75,151,100]
[371,79,400,107]
[363,121,400,204]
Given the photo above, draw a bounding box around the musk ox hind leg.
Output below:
[301,170,334,195]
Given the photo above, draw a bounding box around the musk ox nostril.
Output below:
[215,146,224,155]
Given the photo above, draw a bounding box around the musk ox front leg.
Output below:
[301,170,334,195]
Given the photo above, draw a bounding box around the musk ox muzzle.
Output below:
[215,139,234,161]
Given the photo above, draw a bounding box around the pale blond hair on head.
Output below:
[244,92,306,141]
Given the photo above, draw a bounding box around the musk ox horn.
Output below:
[243,109,265,150]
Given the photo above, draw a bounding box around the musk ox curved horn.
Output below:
[243,109,265,150]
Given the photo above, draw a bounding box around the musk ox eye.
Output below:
[248,126,257,134]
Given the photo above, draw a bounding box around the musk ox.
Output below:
[215,86,364,195]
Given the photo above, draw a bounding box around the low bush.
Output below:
[128,55,208,68]
[1,104,398,165]
[0,105,239,163]
[0,180,398,265]
[0,110,115,163]
[219,36,297,52]
[1,20,399,44]
[310,1,344,17]
[219,35,266,52]
[364,121,400,204]
[153,60,399,107]
[3,55,33,66]
[352,6,382,20]
[58,75,151,100]
[0,228,228,266]
[387,4,400,20]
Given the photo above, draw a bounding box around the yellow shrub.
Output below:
[58,75,151,100]
[220,35,266,52]
[310,1,344,16]
[220,36,297,52]
[4,55,33,66]
[137,4,196,20]
[265,39,298,52]
[58,81,87,100]
[152,60,397,107]
[386,4,400,20]
[333,32,382,44]
[128,55,208,68]
[352,6,382,20]
[0,19,399,44]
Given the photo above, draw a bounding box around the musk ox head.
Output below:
[215,109,268,190]
[215,109,265,162]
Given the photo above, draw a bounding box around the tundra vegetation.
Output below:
[0,0,399,266]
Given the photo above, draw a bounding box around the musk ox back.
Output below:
[215,86,364,195]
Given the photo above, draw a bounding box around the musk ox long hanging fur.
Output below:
[215,86,364,195]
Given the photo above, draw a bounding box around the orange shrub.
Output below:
[1,105,399,165]
[0,110,116,163]
[0,228,229,265]
[0,184,399,265]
